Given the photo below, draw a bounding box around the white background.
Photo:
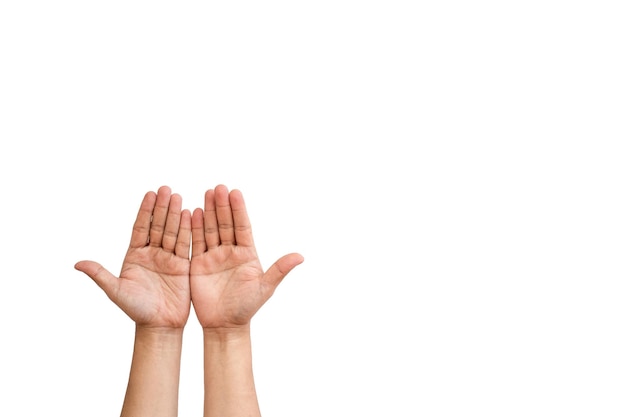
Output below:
[1,1,625,416]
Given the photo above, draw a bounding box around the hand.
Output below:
[75,186,192,329]
[190,185,303,330]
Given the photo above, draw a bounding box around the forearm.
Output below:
[202,326,261,417]
[121,326,184,417]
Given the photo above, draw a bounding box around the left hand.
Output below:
[189,185,303,330]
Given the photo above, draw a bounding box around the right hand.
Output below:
[75,186,192,329]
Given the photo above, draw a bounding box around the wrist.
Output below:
[136,324,185,335]
[134,325,184,351]
[202,325,251,344]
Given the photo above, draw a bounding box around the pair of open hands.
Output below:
[75,185,304,331]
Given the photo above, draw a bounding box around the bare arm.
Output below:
[120,327,185,417]
[190,185,303,417]
[202,327,259,417]
[75,186,192,417]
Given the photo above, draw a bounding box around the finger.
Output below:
[74,260,119,299]
[191,207,207,256]
[215,184,235,246]
[229,189,254,247]
[149,185,172,248]
[129,191,157,249]
[162,193,182,253]
[176,209,192,258]
[262,253,304,289]
[203,189,220,249]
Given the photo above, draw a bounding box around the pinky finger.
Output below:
[175,209,192,259]
[191,208,207,256]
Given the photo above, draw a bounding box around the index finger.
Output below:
[229,189,254,247]
[129,191,157,249]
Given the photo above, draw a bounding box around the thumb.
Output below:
[74,260,119,299]
[263,253,304,288]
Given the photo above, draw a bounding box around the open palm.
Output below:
[75,186,192,328]
[190,185,303,329]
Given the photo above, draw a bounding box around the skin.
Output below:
[75,185,303,417]
[190,185,304,417]
[75,186,192,417]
